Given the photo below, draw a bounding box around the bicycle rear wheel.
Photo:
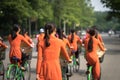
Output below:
[87,66,93,80]
[0,61,5,80]
[72,55,80,72]
[74,57,80,72]
[23,61,31,80]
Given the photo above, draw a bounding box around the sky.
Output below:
[91,0,110,11]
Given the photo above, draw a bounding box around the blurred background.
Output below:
[0,0,120,38]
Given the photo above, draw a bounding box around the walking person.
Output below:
[36,23,72,80]
[84,28,105,80]
[36,28,45,51]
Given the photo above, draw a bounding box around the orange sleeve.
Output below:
[77,36,82,45]
[66,39,71,48]
[98,34,103,43]
[27,36,32,43]
[67,35,71,42]
[36,43,42,74]
[21,35,31,47]
[0,41,7,48]
[98,40,105,51]
[60,41,70,61]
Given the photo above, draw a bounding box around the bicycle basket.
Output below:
[0,48,6,60]
[21,46,33,60]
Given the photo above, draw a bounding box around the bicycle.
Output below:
[21,47,33,80]
[86,64,102,80]
[61,63,70,80]
[86,64,93,80]
[6,56,25,80]
[68,50,80,74]
[0,47,6,80]
[6,55,31,80]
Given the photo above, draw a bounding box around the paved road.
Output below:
[1,33,120,80]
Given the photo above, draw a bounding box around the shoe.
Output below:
[20,66,26,71]
[76,61,79,65]
[66,72,73,77]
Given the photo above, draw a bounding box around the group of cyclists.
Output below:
[0,23,106,80]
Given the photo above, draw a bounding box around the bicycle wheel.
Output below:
[6,65,17,80]
[17,72,25,80]
[23,61,31,80]
[72,55,80,72]
[87,66,93,80]
[0,61,5,80]
[75,57,80,72]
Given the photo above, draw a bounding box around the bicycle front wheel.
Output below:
[0,61,5,80]
[23,61,31,80]
[6,65,17,80]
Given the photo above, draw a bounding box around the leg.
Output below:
[75,49,79,65]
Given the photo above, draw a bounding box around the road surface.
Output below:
[1,33,120,80]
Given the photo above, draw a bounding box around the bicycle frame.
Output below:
[87,65,93,80]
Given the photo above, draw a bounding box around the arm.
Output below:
[21,35,32,47]
[26,35,33,44]
[98,40,105,51]
[61,41,71,62]
[36,44,42,74]
[77,36,82,45]
[0,41,7,48]
[66,39,71,49]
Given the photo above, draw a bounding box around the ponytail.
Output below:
[11,24,20,40]
[70,33,74,43]
[88,36,93,52]
[11,31,17,40]
[70,29,75,43]
[44,23,56,47]
[57,28,63,40]
[44,29,50,47]
[87,28,95,52]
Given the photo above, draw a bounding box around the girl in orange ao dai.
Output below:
[84,28,105,80]
[36,23,72,80]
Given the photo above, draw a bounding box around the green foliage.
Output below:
[0,0,95,36]
[101,0,120,18]
[94,11,120,32]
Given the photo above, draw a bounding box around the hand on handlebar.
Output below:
[68,59,72,63]
[36,74,40,80]
[30,42,35,48]
[70,46,74,49]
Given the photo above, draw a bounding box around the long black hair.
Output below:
[88,28,95,52]
[57,28,63,40]
[70,29,75,43]
[11,24,20,40]
[22,29,27,37]
[44,23,56,47]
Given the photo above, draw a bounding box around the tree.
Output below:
[101,0,120,18]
